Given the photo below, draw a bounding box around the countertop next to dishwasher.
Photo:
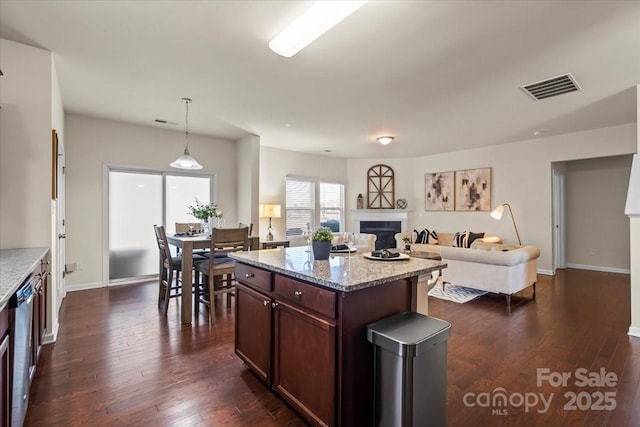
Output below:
[0,247,50,311]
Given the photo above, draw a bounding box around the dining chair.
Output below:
[153,225,205,315]
[238,222,254,235]
[194,227,249,324]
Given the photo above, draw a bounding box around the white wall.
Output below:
[565,155,632,272]
[259,147,348,240]
[236,134,260,232]
[347,123,636,273]
[65,114,238,287]
[0,39,52,249]
[630,85,640,338]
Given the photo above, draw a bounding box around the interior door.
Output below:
[552,169,566,272]
[52,130,66,333]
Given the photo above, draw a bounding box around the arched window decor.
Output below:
[367,164,395,209]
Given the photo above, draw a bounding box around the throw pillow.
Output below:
[468,232,485,247]
[426,229,439,244]
[453,231,485,248]
[414,228,438,244]
[452,231,468,248]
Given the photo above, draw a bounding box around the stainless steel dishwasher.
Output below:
[10,274,34,427]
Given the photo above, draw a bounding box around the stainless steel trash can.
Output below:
[367,312,451,427]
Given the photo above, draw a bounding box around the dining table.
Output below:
[166,233,260,324]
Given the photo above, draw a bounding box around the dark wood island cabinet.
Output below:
[231,247,445,427]
[0,247,49,426]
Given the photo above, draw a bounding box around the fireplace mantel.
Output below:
[351,209,409,233]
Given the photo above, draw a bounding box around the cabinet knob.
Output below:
[271,302,279,308]
[294,291,303,297]
[245,273,255,278]
[263,300,270,306]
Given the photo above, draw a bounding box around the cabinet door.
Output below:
[235,283,272,384]
[273,301,336,427]
[0,333,9,427]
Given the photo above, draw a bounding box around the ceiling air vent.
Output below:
[154,119,178,126]
[521,73,581,100]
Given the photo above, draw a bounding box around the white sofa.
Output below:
[332,232,377,253]
[394,231,503,254]
[440,245,540,307]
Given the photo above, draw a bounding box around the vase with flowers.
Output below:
[188,198,222,235]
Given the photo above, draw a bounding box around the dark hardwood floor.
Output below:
[25,269,639,426]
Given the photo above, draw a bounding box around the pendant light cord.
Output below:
[183,97,191,155]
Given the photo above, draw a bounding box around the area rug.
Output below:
[429,282,487,303]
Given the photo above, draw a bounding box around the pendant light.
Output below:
[170,97,203,170]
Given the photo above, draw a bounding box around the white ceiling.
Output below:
[1,1,639,159]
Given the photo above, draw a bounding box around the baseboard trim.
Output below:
[66,281,104,292]
[628,326,640,338]
[43,322,59,344]
[67,276,156,292]
[565,263,630,275]
[537,269,554,276]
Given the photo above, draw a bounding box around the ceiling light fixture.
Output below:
[377,136,394,145]
[170,98,203,170]
[269,1,367,58]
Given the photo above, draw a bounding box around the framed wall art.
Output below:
[367,164,395,209]
[425,171,454,211]
[455,167,491,211]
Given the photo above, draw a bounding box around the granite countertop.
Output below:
[229,246,446,292]
[0,247,49,311]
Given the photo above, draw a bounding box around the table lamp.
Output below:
[260,204,281,241]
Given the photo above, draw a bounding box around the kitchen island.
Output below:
[229,246,446,427]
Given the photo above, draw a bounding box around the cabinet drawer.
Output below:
[274,275,336,319]
[235,263,273,292]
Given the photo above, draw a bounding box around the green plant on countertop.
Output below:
[312,227,334,242]
[188,198,222,220]
[402,236,412,244]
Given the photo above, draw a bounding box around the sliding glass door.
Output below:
[107,168,214,283]
[166,175,211,234]
[109,171,162,280]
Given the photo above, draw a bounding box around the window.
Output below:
[285,179,314,237]
[319,182,343,232]
[285,177,344,237]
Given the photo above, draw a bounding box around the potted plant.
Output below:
[402,235,412,252]
[311,227,334,260]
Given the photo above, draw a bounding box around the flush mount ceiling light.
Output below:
[269,1,367,58]
[377,136,394,145]
[170,97,203,170]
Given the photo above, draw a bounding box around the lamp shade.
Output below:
[625,153,640,217]
[170,147,203,170]
[490,204,505,220]
[260,204,281,218]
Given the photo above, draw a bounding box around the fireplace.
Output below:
[360,221,401,250]
[351,209,409,250]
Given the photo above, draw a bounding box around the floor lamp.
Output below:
[491,203,522,245]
